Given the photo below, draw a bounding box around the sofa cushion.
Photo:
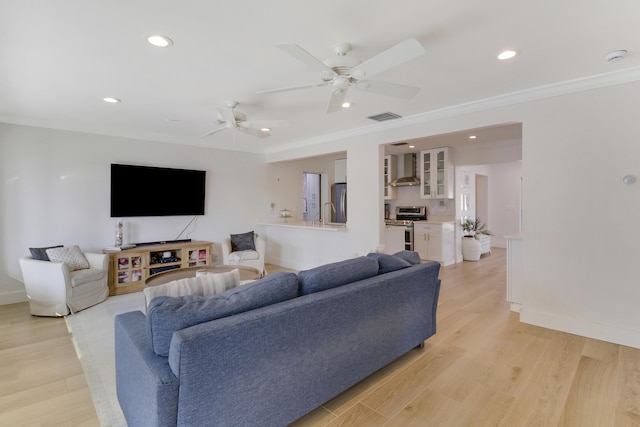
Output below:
[367,253,413,274]
[143,269,241,309]
[230,231,255,251]
[70,268,105,287]
[45,245,90,271]
[146,271,299,356]
[228,250,259,261]
[298,256,379,296]
[392,250,422,265]
[29,245,63,261]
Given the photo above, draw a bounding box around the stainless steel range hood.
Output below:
[391,153,419,187]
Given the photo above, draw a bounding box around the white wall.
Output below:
[519,84,640,348]
[0,124,266,304]
[487,162,522,247]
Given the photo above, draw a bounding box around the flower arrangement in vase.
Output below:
[461,218,492,238]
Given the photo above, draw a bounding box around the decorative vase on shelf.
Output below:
[115,220,124,246]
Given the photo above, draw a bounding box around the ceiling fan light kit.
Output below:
[259,38,426,113]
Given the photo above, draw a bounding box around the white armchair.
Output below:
[19,252,109,316]
[221,234,266,277]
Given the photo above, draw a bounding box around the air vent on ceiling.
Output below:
[367,112,402,122]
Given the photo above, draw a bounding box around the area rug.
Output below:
[65,292,145,427]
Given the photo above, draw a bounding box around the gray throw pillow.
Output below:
[29,245,63,261]
[392,250,421,265]
[298,256,379,295]
[367,253,412,274]
[230,231,256,252]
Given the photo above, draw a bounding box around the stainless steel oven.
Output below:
[384,206,427,251]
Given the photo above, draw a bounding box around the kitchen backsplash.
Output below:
[386,186,455,219]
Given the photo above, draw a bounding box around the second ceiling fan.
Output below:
[204,101,288,142]
[259,38,426,113]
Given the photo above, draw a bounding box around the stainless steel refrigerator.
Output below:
[331,183,347,223]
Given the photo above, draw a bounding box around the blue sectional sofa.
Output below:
[115,252,441,427]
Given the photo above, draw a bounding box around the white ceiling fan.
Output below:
[258,38,426,113]
[203,101,288,141]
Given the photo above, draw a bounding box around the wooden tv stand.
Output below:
[103,240,213,296]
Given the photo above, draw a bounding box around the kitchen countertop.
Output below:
[257,221,348,231]
[419,218,456,224]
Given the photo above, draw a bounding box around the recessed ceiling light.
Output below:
[409,145,415,148]
[147,34,173,48]
[342,101,353,108]
[103,97,121,103]
[497,50,517,60]
[469,135,477,139]
[260,128,271,132]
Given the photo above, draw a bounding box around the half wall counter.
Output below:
[256,221,359,272]
[257,221,348,232]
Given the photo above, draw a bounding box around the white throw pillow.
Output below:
[45,245,90,271]
[143,269,241,309]
[199,269,241,296]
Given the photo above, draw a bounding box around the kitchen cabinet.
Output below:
[384,226,404,254]
[334,158,347,183]
[419,147,453,199]
[383,155,396,200]
[414,222,455,265]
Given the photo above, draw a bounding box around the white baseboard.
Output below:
[520,307,640,350]
[0,290,28,306]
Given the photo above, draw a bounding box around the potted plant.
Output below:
[461,218,492,261]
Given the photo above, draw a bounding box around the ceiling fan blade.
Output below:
[237,127,270,139]
[277,43,337,76]
[257,81,330,94]
[202,126,227,137]
[350,38,425,80]
[326,89,347,114]
[239,120,289,129]
[356,80,420,99]
[216,106,237,124]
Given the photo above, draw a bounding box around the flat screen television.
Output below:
[110,163,206,217]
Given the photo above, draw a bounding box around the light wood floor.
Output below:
[2,250,640,426]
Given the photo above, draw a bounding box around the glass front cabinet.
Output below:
[383,155,397,200]
[420,147,453,199]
